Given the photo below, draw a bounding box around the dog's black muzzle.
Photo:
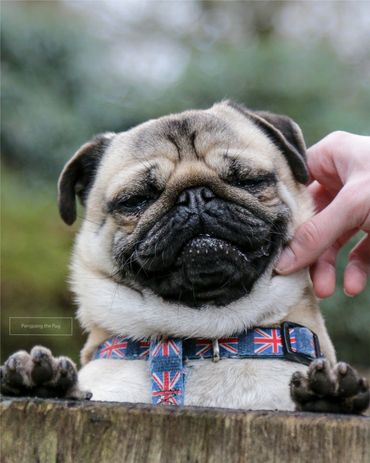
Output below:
[118,186,287,307]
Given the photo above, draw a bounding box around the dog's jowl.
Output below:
[1,101,369,413]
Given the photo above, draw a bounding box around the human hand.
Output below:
[276,131,370,298]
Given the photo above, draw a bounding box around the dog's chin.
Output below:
[128,235,275,308]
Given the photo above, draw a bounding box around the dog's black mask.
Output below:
[115,185,288,308]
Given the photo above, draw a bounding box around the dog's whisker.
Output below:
[76,214,102,226]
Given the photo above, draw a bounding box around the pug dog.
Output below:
[1,101,369,413]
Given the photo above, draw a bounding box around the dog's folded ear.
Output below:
[225,101,309,184]
[253,110,308,183]
[58,132,115,225]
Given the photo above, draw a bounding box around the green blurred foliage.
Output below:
[1,2,369,366]
[1,3,145,180]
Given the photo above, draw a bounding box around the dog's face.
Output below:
[59,101,310,312]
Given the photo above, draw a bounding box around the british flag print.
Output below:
[99,336,128,359]
[195,339,213,357]
[254,329,283,355]
[288,328,297,353]
[219,338,239,354]
[151,371,182,405]
[151,339,180,357]
[139,340,150,359]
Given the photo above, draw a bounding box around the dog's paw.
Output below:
[0,346,92,400]
[290,358,369,414]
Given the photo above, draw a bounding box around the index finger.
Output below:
[275,188,361,273]
[306,132,346,192]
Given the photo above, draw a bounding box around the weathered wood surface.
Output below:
[0,398,369,463]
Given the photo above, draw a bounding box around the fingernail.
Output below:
[344,289,354,298]
[275,247,296,274]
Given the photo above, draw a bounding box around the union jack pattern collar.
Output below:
[93,322,322,406]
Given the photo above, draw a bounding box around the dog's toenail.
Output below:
[315,361,324,370]
[8,359,16,370]
[338,363,347,375]
[359,378,369,391]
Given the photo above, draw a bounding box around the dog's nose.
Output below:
[176,186,215,209]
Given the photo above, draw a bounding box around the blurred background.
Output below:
[1,0,369,369]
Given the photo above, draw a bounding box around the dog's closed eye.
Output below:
[228,174,277,191]
[108,189,161,216]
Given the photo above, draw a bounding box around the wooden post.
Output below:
[1,398,369,463]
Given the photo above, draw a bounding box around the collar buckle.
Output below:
[281,321,321,366]
[212,339,220,362]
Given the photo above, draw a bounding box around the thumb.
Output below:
[275,190,356,274]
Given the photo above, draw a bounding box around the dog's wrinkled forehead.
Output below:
[100,108,276,194]
[128,111,230,159]
[117,108,273,159]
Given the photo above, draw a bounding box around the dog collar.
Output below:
[93,321,322,406]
